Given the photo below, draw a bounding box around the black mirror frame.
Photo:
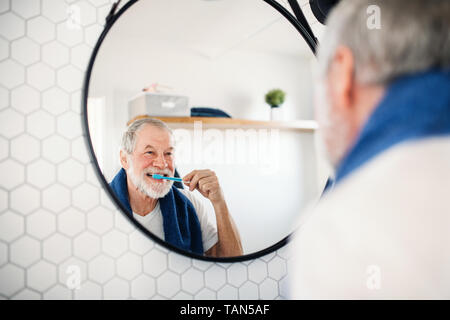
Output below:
[81,0,317,262]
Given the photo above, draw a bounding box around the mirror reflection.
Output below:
[87,0,322,258]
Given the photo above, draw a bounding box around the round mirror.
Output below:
[83,0,320,261]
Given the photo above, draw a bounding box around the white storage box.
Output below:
[128,92,190,120]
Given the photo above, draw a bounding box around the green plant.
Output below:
[265,89,286,108]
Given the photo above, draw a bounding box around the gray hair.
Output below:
[121,118,173,154]
[317,0,450,85]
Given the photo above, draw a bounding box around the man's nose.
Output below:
[152,153,167,169]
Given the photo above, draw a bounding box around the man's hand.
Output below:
[183,169,224,204]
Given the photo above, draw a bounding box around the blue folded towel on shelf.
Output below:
[191,107,231,118]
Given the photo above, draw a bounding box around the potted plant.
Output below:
[265,89,286,120]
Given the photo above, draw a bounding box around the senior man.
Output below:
[110,118,243,257]
[291,0,450,298]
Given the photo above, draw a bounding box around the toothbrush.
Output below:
[150,174,189,183]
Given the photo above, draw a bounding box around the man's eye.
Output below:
[146,151,154,155]
[165,152,173,156]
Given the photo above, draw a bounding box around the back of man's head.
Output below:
[318,0,450,85]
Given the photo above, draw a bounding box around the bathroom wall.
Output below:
[0,0,324,300]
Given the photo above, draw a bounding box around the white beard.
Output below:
[127,159,174,199]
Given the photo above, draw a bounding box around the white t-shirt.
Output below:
[132,188,218,252]
[290,137,450,299]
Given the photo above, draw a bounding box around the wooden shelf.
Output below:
[127,115,317,132]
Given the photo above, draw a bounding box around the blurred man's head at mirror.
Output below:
[120,118,175,199]
[314,0,449,170]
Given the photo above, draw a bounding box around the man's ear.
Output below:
[328,45,356,112]
[120,150,129,170]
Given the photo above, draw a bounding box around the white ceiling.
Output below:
[109,0,325,59]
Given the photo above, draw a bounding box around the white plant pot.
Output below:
[270,107,283,121]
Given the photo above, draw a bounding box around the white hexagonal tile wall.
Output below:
[0,108,25,138]
[195,288,216,300]
[102,229,127,258]
[0,212,25,242]
[58,208,86,237]
[71,136,90,164]
[10,236,41,267]
[86,206,114,235]
[157,270,180,299]
[57,66,83,92]
[0,38,8,61]
[0,60,25,89]
[26,110,55,139]
[143,248,167,277]
[88,254,114,284]
[75,1,97,27]
[42,86,70,115]
[71,43,91,70]
[181,268,204,295]
[56,22,83,47]
[0,87,9,110]
[74,280,101,300]
[129,229,154,255]
[259,278,279,300]
[27,159,56,189]
[12,0,40,19]
[168,251,191,274]
[58,257,87,286]
[72,182,100,211]
[217,284,238,300]
[11,38,40,66]
[43,284,72,300]
[226,263,247,288]
[27,62,56,91]
[0,242,7,267]
[43,233,72,263]
[26,260,57,292]
[0,137,9,161]
[42,135,70,164]
[43,42,70,72]
[57,111,82,139]
[73,231,100,261]
[0,264,25,296]
[11,85,40,114]
[131,274,156,300]
[0,1,9,13]
[84,24,102,47]
[116,252,142,280]
[26,209,56,240]
[0,12,25,41]
[10,184,40,215]
[58,158,85,187]
[248,259,268,284]
[268,256,287,281]
[27,17,55,44]
[103,277,129,300]
[205,265,227,291]
[0,159,24,189]
[11,288,41,300]
[238,281,259,299]
[42,0,68,23]
[42,184,71,213]
[11,134,40,164]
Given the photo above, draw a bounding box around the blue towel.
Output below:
[191,107,232,118]
[109,168,204,254]
[335,69,450,184]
